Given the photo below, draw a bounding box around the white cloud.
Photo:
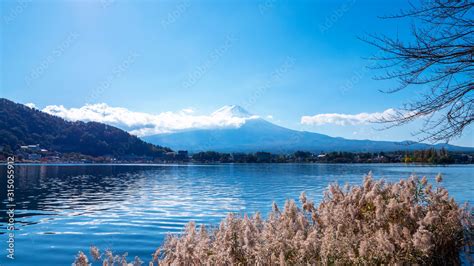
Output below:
[41,103,259,137]
[25,103,36,109]
[181,108,194,114]
[301,108,398,126]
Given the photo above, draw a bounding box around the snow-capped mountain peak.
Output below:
[211,105,254,118]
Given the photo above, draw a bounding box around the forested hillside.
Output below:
[0,98,171,157]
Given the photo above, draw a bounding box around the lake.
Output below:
[0,163,473,265]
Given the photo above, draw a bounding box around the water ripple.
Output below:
[0,164,472,265]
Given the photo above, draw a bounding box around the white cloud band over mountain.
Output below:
[301,109,398,126]
[37,102,403,136]
[41,103,259,137]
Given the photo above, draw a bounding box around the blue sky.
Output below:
[1,0,472,146]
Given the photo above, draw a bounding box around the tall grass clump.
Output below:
[73,174,473,265]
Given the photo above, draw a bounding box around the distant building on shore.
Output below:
[20,144,41,151]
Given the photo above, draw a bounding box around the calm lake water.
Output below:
[0,163,473,265]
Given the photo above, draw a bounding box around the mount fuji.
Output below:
[143,105,471,153]
[211,105,255,118]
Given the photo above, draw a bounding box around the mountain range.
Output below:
[144,105,472,153]
[1,99,471,156]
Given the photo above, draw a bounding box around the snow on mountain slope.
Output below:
[143,105,471,153]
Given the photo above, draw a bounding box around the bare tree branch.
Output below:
[363,0,474,143]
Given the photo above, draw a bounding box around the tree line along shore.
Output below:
[2,147,473,164]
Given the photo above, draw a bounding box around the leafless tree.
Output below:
[363,0,473,143]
